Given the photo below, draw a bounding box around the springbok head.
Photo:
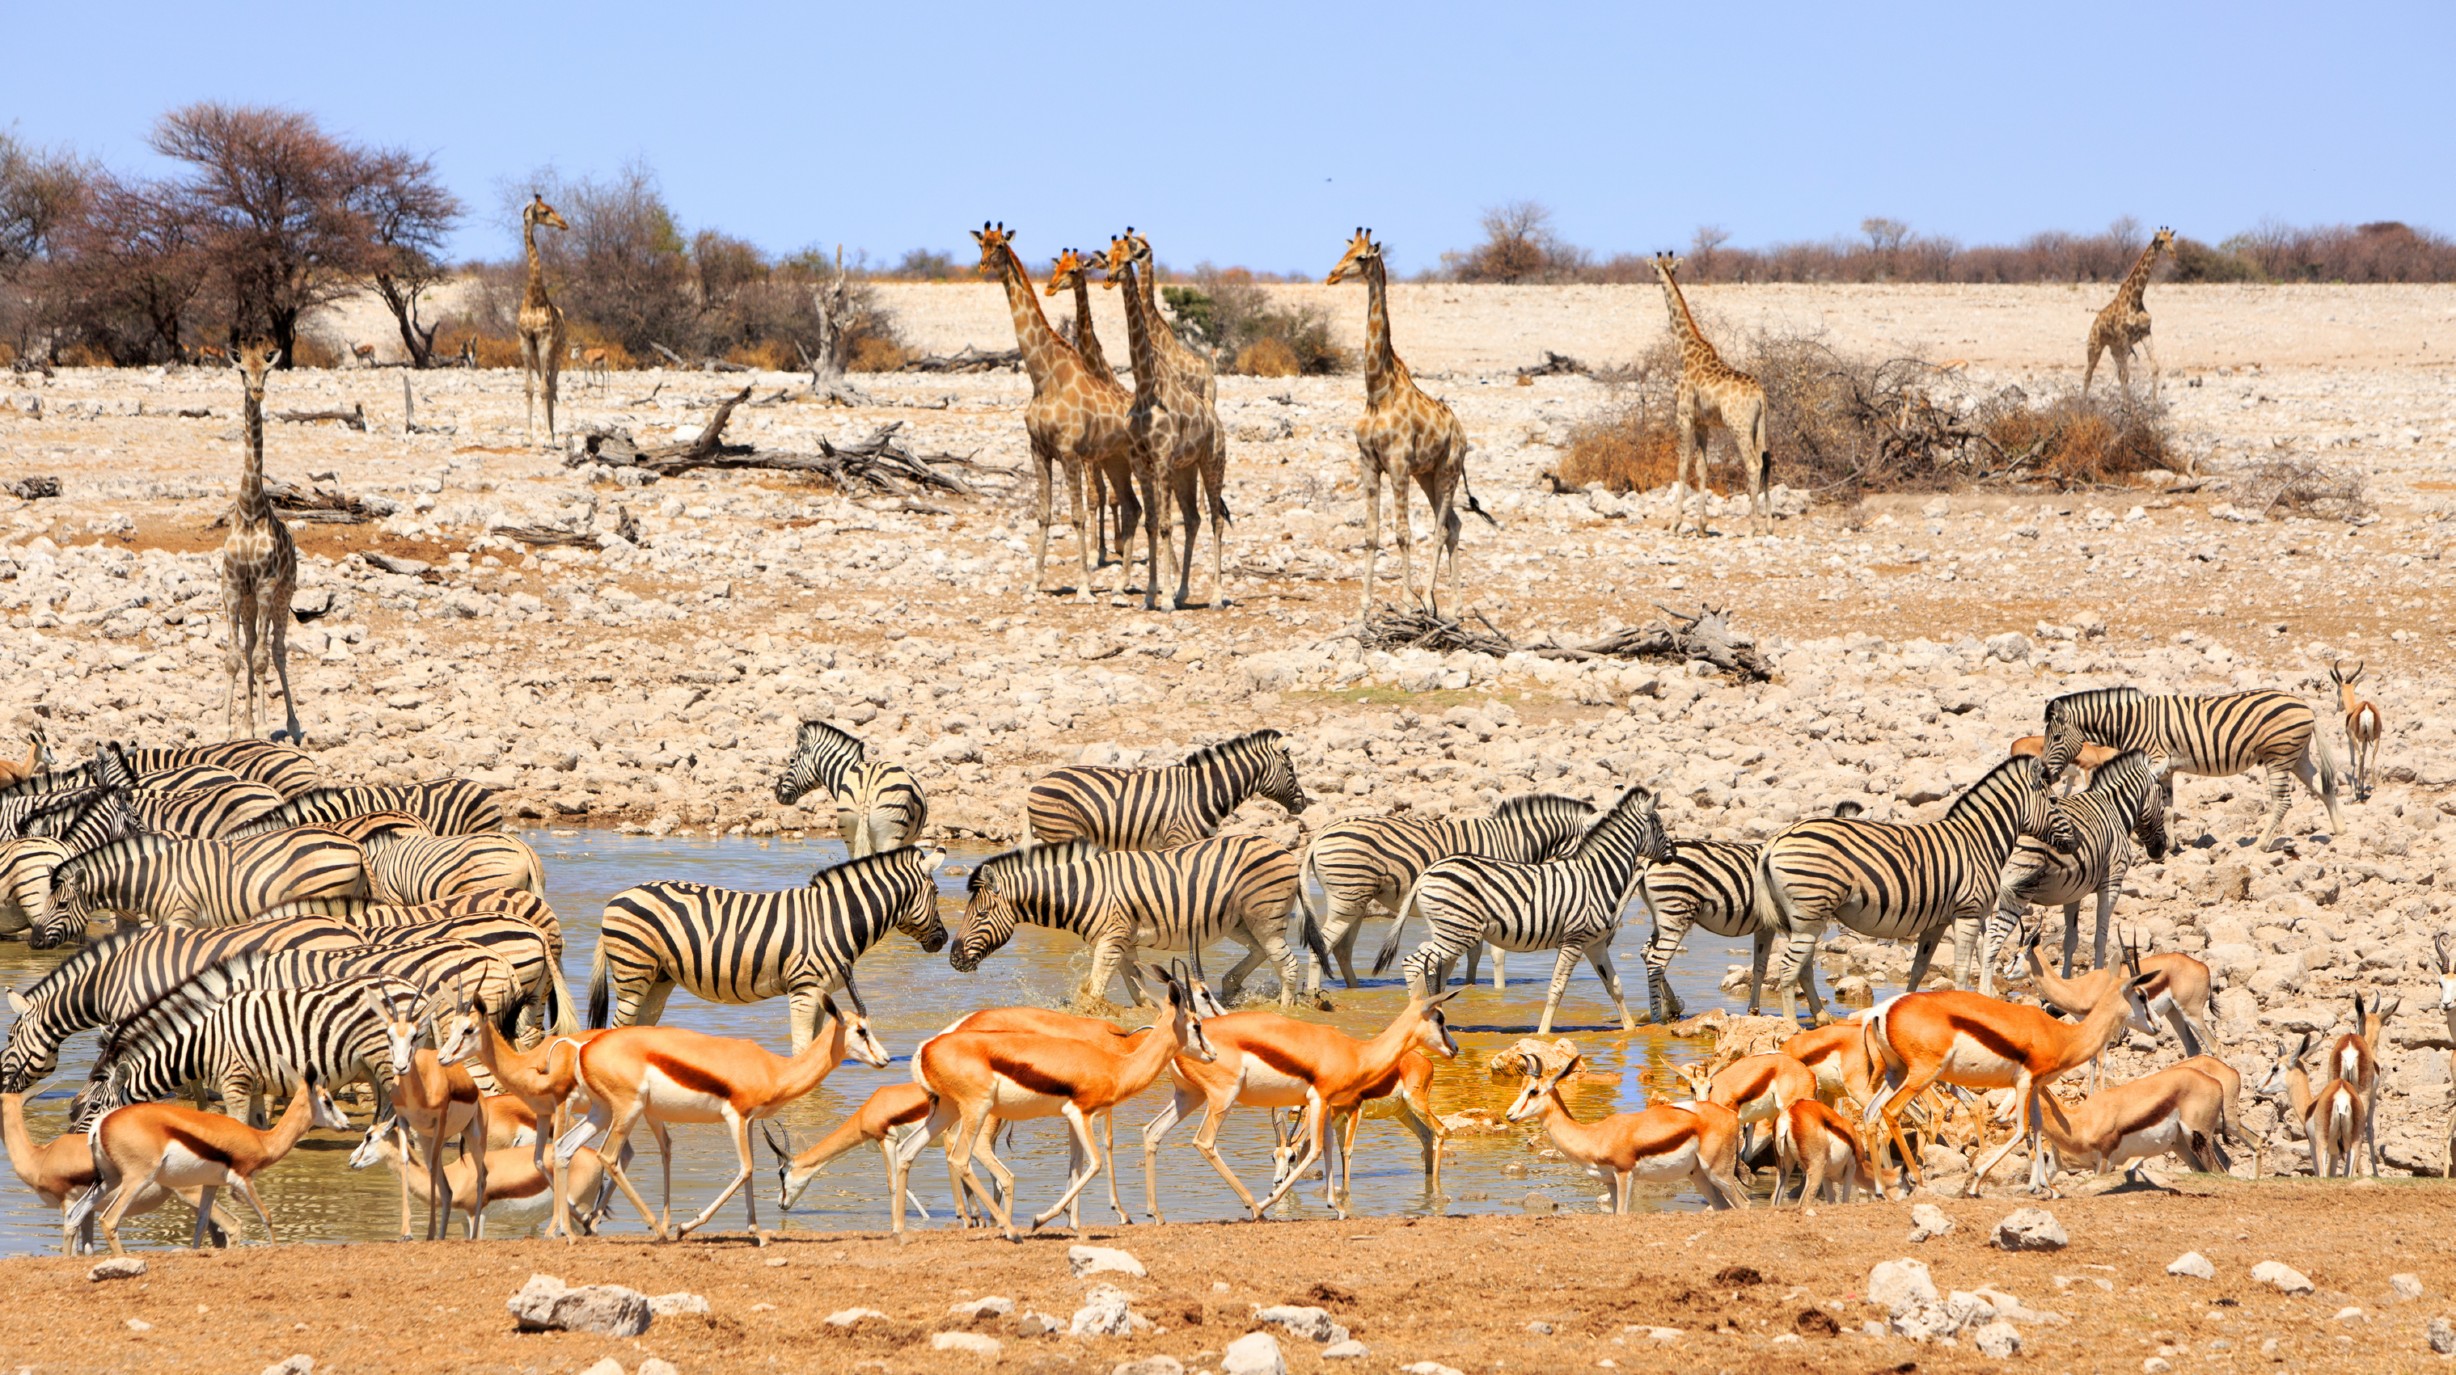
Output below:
[1504,1040,1583,1124]
[2255,1032,2314,1100]
[821,981,892,1069]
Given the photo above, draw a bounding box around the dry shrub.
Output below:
[1560,405,1680,493]
[2247,455,2371,521]
[1234,336,1301,378]
[723,339,796,371]
[1978,392,2180,485]
[1165,267,1347,375]
[847,335,908,372]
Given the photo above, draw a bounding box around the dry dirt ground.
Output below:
[7,1180,2456,1375]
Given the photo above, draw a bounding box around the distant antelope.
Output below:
[1502,1039,1748,1211]
[568,344,610,391]
[2330,662,2382,801]
[83,1071,351,1254]
[351,343,377,367]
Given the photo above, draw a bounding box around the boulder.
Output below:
[2252,1261,2314,1295]
[1111,1358,1187,1375]
[1255,1304,1349,1343]
[259,1359,314,1375]
[88,1257,147,1282]
[1908,1203,1955,1242]
[2166,1252,2215,1280]
[1222,1331,1288,1375]
[825,1307,890,1328]
[1068,1244,1147,1278]
[1973,1321,2024,1358]
[1992,1207,2069,1252]
[507,1273,652,1337]
[1867,1258,1939,1313]
[1070,1284,1151,1337]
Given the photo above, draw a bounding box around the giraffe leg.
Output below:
[1029,437,1056,595]
[1138,454,1167,613]
[222,593,249,739]
[1748,401,1772,534]
[2140,330,2162,405]
[520,333,539,442]
[1356,444,1383,619]
[1171,466,1200,610]
[1066,449,1096,605]
[2112,345,2132,402]
[542,321,564,440]
[2082,339,2101,397]
[265,588,301,744]
[1206,431,1228,608]
[1391,455,1416,609]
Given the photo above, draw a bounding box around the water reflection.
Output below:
[0,833,1756,1253]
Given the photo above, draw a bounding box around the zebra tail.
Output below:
[584,943,611,1031]
[1295,890,1334,984]
[546,957,581,1036]
[1370,882,1420,976]
[2311,721,2344,800]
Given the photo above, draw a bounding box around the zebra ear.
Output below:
[6,991,26,1016]
[923,848,947,877]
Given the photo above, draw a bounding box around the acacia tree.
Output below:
[353,148,461,366]
[52,172,210,363]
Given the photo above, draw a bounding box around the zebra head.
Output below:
[2039,693,2095,780]
[894,848,950,954]
[1503,1039,1583,1123]
[26,859,91,950]
[66,1061,128,1134]
[950,848,1029,973]
[1209,729,1308,816]
[1575,785,1670,875]
[1999,756,2076,853]
[777,720,865,806]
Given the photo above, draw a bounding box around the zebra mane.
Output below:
[809,844,927,888]
[795,720,868,759]
[968,840,1100,893]
[93,947,273,1069]
[1180,728,1283,770]
[1944,756,2047,816]
[1568,786,1657,858]
[2045,687,2142,721]
[1490,792,1595,825]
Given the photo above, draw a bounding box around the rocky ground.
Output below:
[4,283,2456,1362]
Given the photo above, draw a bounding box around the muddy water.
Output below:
[0,835,1757,1254]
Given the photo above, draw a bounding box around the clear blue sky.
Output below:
[10,1,2451,276]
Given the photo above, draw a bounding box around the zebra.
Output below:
[125,779,289,838]
[952,834,1328,1009]
[1985,749,2172,989]
[2,916,361,1093]
[1372,785,1668,1036]
[588,846,949,1052]
[251,893,574,1035]
[1301,792,1597,993]
[69,965,422,1130]
[208,939,532,1045]
[226,780,504,837]
[774,721,929,858]
[1023,728,1308,850]
[2040,686,2341,851]
[255,887,565,956]
[34,827,367,948]
[1757,756,2073,1024]
[359,828,544,905]
[0,836,67,939]
[1635,800,1866,1024]
[0,741,321,800]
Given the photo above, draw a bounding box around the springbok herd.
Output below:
[0,634,2436,1253]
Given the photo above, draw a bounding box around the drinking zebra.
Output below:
[1757,756,2072,1024]
[256,893,572,1037]
[0,916,361,1093]
[588,846,948,1052]
[1636,800,1864,1024]
[1373,785,1669,1035]
[36,827,368,947]
[1987,749,2172,988]
[227,780,504,837]
[0,836,66,939]
[2040,686,2340,850]
[353,822,545,904]
[953,834,1328,1009]
[774,721,928,858]
[1024,729,1308,850]
[1302,792,1597,992]
[127,779,289,837]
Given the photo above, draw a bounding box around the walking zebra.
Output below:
[1636,801,1865,1024]
[0,836,66,939]
[1373,785,1668,1035]
[252,893,574,1035]
[953,834,1327,1009]
[70,967,421,1130]
[1757,756,2071,1024]
[1301,792,1597,993]
[1024,729,1308,850]
[1986,749,2172,989]
[227,780,504,838]
[0,916,360,1092]
[35,828,367,947]
[2040,686,2341,851]
[774,721,929,858]
[589,846,948,1052]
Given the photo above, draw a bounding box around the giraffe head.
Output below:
[235,339,280,396]
[524,193,569,233]
[971,221,1020,278]
[2151,226,2175,256]
[1099,229,1153,290]
[1325,227,1382,286]
[1043,246,1102,297]
[1649,252,1686,282]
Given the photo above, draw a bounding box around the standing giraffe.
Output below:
[517,193,570,444]
[221,342,303,744]
[1650,253,1772,537]
[1104,230,1228,611]
[1046,246,1140,571]
[2083,226,2176,402]
[1327,228,1491,618]
[972,224,1137,602]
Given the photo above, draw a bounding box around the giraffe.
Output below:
[221,341,303,744]
[1650,253,1772,537]
[971,223,1137,602]
[2083,226,2176,402]
[1045,246,1140,570]
[1104,230,1228,611]
[517,193,571,444]
[1327,228,1492,618]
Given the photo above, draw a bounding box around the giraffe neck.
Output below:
[1069,275,1113,380]
[1363,254,1400,407]
[1657,269,1723,370]
[2114,240,2161,308]
[237,386,270,523]
[522,219,551,311]
[1116,261,1161,400]
[992,245,1073,393]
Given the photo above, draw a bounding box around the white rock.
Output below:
[2166,1252,2215,1280]
[259,1359,313,1375]
[2390,1273,2425,1301]
[1322,1339,1370,1360]
[825,1307,890,1328]
[2429,1317,2456,1354]
[950,1296,1016,1319]
[2143,1358,2173,1373]
[2252,1261,2314,1295]
[578,1361,625,1375]
[1992,1207,2069,1251]
[1070,1284,1151,1337]
[931,1332,1004,1357]
[88,1257,147,1282]
[639,1362,680,1375]
[1889,1301,1958,1342]
[1867,1258,1939,1313]
[1222,1331,1288,1375]
[649,1291,710,1316]
[1255,1304,1348,1343]
[507,1273,653,1337]
[1973,1321,2023,1358]
[2335,1306,2366,1322]
[1401,1363,1467,1375]
[1068,1244,1147,1278]
[1908,1203,1954,1242]
[125,1319,152,1332]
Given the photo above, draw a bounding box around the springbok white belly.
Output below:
[1627,1137,1703,1183]
[1939,1035,2021,1086]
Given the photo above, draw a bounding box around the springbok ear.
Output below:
[1426,988,1462,1008]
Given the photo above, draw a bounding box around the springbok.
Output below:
[1502,1040,1748,1212]
[2329,661,2382,801]
[83,1071,350,1254]
[1773,1098,1879,1206]
[1781,1018,1881,1112]
[1269,1048,1448,1209]
[1862,948,2156,1195]
[577,991,889,1242]
[2033,1065,2231,1184]
[386,1036,538,1241]
[2173,1054,2259,1178]
[438,996,608,1240]
[7,1091,238,1252]
[2321,990,2396,1176]
[765,1083,941,1223]
[2011,923,2215,1072]
[1682,1052,1818,1164]
[2257,1032,2363,1178]
[897,966,1213,1239]
[1146,992,1460,1221]
[2007,733,2124,792]
[350,1111,617,1237]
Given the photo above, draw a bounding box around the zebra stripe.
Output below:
[72,966,419,1129]
[1302,792,1596,991]
[1758,756,2067,1023]
[1636,801,1865,1023]
[226,780,504,838]
[1987,749,2171,985]
[227,938,530,1043]
[588,846,948,1051]
[252,892,573,1034]
[255,888,565,954]
[360,829,544,904]
[1023,729,1308,850]
[775,720,928,857]
[2041,686,2341,849]
[0,741,322,800]
[1379,785,1668,1035]
[124,780,289,838]
[38,827,368,947]
[1,916,360,1092]
[1,784,142,855]
[0,836,66,939]
[954,833,1324,1009]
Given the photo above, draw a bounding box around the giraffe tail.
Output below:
[1461,472,1498,527]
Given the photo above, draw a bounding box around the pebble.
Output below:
[1525,1320,1555,1335]
[1520,1191,1557,1215]
[1111,1358,1186,1375]
[88,1257,147,1282]
[2336,1306,2366,1322]
[931,1332,1003,1357]
[640,1362,680,1375]
[1222,1331,1288,1375]
[950,1296,1016,1319]
[1254,1305,1348,1343]
[577,1361,624,1375]
[2429,1317,2456,1354]
[826,1307,891,1328]
[1992,1207,2069,1252]
[2252,1261,2315,1295]
[1401,1363,1467,1375]
[1322,1339,1370,1360]
[1973,1321,2023,1358]
[1907,1203,1954,1242]
[126,1319,152,1333]
[2391,1273,2425,1302]
[2143,1359,2172,1374]
[259,1359,313,1375]
[648,1292,710,1316]
[2166,1252,2216,1280]
[1069,1244,1148,1278]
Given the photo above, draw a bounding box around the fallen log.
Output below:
[276,403,368,431]
[493,524,598,548]
[570,392,983,496]
[207,475,396,526]
[6,475,61,501]
[1515,351,1590,379]
[899,344,1021,374]
[1360,602,1775,681]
